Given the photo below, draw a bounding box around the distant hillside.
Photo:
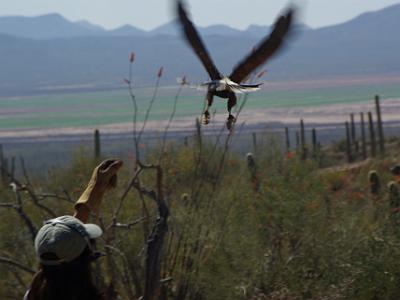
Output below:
[0,4,399,95]
[0,13,275,39]
[0,14,106,39]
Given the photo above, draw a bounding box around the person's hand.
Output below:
[91,159,123,193]
[74,158,123,217]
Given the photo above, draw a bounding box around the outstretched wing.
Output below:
[229,8,294,83]
[177,0,221,80]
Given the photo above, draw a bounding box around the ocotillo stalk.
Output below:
[350,113,359,155]
[360,112,367,160]
[368,170,380,195]
[285,127,290,153]
[195,118,202,148]
[368,111,376,158]
[345,121,353,163]
[375,95,385,155]
[94,129,101,159]
[295,131,300,153]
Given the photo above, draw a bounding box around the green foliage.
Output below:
[3,140,400,299]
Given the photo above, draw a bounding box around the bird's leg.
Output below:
[202,90,214,125]
[226,93,237,130]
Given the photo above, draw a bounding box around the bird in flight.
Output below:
[177,0,294,129]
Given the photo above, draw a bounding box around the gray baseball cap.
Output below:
[34,215,102,266]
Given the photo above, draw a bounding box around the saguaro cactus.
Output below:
[368,170,380,195]
[388,181,400,209]
[246,152,260,191]
[94,129,101,158]
[390,165,400,176]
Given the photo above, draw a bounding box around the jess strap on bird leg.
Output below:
[74,159,123,222]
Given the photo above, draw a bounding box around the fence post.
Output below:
[0,144,5,184]
[360,112,367,160]
[300,119,307,159]
[312,128,317,157]
[345,121,353,163]
[368,111,376,158]
[375,95,385,155]
[350,113,359,155]
[295,131,300,153]
[285,127,290,153]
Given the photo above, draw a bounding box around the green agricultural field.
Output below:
[1,82,400,130]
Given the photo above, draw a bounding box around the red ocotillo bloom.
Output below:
[157,66,164,78]
[129,52,135,63]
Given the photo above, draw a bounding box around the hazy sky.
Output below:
[1,0,400,30]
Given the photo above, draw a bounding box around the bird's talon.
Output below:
[226,115,236,130]
[202,111,210,125]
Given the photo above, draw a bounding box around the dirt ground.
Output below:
[1,98,399,140]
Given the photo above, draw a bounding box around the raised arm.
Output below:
[74,159,123,223]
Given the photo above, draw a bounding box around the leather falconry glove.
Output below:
[74,159,123,214]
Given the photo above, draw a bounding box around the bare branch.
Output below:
[137,74,162,154]
[113,217,148,229]
[36,193,73,203]
[0,256,35,274]
[1,164,57,217]
[9,184,37,241]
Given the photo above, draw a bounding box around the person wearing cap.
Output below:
[24,158,123,300]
